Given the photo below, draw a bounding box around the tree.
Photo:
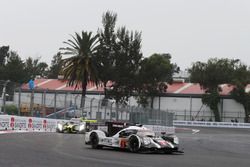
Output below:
[0,51,27,101]
[107,27,143,105]
[4,51,27,84]
[60,31,100,108]
[96,11,117,100]
[137,53,178,108]
[0,46,9,66]
[0,46,10,80]
[189,58,236,122]
[24,57,49,79]
[48,52,63,79]
[230,62,250,123]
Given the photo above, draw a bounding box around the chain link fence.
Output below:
[11,90,174,126]
[8,89,246,124]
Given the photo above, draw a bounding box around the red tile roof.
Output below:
[178,83,205,94]
[21,79,249,95]
[166,82,187,93]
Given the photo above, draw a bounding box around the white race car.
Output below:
[85,124,182,154]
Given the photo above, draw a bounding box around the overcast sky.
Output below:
[0,0,250,70]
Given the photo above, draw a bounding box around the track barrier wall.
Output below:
[2,115,250,135]
[0,115,176,134]
[143,125,175,134]
[0,115,64,132]
[174,120,250,128]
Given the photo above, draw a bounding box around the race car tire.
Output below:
[128,135,140,153]
[56,129,63,133]
[72,125,77,133]
[90,132,102,149]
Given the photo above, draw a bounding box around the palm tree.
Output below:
[60,31,100,108]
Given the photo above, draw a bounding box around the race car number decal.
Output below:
[119,138,127,148]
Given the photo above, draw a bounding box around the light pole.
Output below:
[1,80,10,114]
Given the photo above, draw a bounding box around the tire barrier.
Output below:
[0,115,63,132]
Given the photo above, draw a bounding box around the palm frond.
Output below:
[60,30,101,95]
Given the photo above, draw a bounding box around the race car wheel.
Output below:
[90,132,101,149]
[128,135,140,153]
[56,128,64,133]
[72,125,77,133]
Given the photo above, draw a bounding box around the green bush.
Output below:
[2,104,18,115]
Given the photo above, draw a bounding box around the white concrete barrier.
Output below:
[0,115,64,132]
[143,125,175,134]
[0,115,176,135]
[5,116,248,135]
[174,120,250,128]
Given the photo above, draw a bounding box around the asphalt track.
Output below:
[0,127,250,167]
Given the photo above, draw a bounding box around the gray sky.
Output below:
[0,0,250,70]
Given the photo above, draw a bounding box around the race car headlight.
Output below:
[79,124,85,131]
[143,137,151,145]
[173,136,179,145]
[57,123,63,131]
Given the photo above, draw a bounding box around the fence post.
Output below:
[18,87,21,116]
[120,106,123,121]
[41,90,44,117]
[74,94,80,108]
[81,97,85,117]
[30,89,34,117]
[135,107,137,123]
[116,103,119,121]
[184,109,186,121]
[64,92,68,119]
[158,96,161,110]
[90,98,95,119]
[104,103,107,121]
[126,107,129,121]
[110,102,114,121]
[190,96,192,121]
[64,92,68,109]
[54,92,57,119]
[220,99,224,122]
[140,107,142,124]
[130,106,134,123]
[43,90,47,117]
[96,99,102,121]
